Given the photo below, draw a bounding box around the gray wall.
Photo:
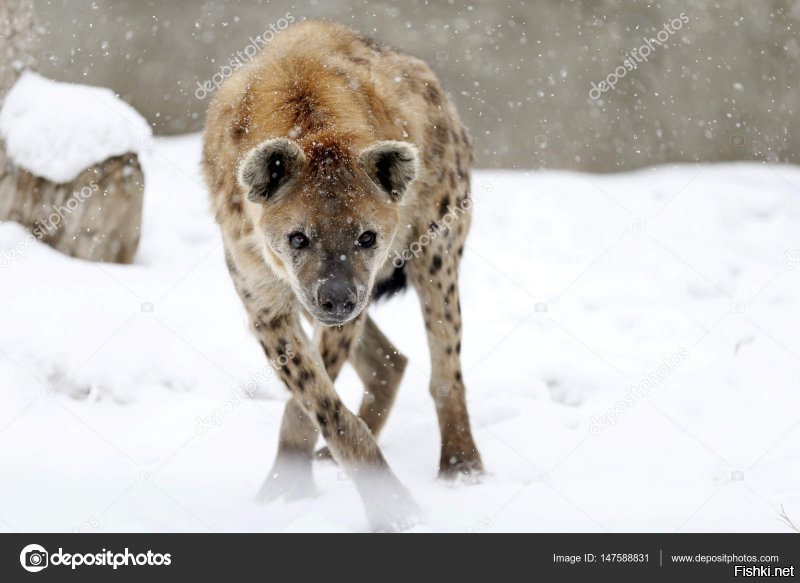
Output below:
[31,0,800,170]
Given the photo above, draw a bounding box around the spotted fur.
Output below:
[202,20,481,531]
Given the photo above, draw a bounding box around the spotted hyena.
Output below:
[202,20,481,530]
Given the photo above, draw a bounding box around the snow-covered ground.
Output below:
[1,134,799,533]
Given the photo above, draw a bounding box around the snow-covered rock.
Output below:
[0,70,151,184]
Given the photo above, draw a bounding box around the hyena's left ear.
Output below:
[237,138,306,203]
[358,141,420,201]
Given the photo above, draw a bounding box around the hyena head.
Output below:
[237,136,419,326]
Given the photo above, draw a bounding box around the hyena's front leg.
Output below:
[409,253,483,478]
[313,315,363,461]
[316,316,407,460]
[256,309,420,530]
[314,313,365,382]
[257,398,318,502]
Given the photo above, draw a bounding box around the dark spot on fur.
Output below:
[373,264,408,302]
[425,84,442,106]
[232,124,246,141]
[358,33,387,52]
[432,255,443,272]
[232,93,252,140]
[229,195,242,215]
[225,253,238,275]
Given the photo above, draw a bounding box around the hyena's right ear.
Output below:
[358,141,420,201]
[237,138,306,203]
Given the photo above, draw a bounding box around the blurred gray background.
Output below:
[30,0,800,170]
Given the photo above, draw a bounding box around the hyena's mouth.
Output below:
[315,313,360,326]
[310,304,366,326]
[312,297,369,326]
[302,285,370,326]
[301,288,369,327]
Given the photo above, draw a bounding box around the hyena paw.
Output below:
[255,458,317,503]
[314,446,336,462]
[438,451,484,482]
[363,484,425,533]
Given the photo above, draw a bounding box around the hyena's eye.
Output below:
[358,231,377,248]
[288,232,310,249]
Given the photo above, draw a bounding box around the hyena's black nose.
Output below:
[318,280,357,317]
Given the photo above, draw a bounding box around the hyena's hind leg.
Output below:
[316,316,408,460]
[257,398,318,502]
[352,316,407,436]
